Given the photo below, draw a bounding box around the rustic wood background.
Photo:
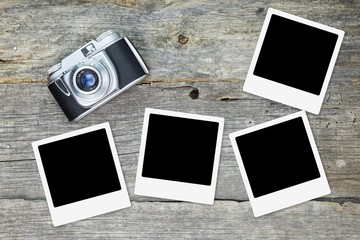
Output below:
[1,0,359,239]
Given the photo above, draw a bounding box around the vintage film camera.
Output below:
[47,30,149,121]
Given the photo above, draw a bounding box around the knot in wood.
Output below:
[178,35,189,45]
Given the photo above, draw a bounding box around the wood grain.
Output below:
[0,0,359,238]
[0,82,359,202]
[1,199,360,239]
[0,0,358,84]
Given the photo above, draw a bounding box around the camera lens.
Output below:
[76,69,99,92]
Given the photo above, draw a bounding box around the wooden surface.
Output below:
[0,0,359,239]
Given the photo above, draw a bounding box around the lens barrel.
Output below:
[76,69,99,92]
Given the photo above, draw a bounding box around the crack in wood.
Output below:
[316,197,360,205]
[219,97,241,102]
[1,197,359,205]
[0,78,46,84]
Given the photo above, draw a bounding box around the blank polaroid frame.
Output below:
[229,111,330,217]
[243,8,344,114]
[134,108,224,205]
[32,122,130,226]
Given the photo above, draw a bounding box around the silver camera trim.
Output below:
[123,37,149,75]
[68,58,112,107]
[72,65,102,95]
[49,45,119,108]
[47,30,149,121]
[47,31,121,84]
[96,30,116,42]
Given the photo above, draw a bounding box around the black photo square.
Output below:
[38,128,121,207]
[230,111,330,217]
[235,116,320,198]
[142,114,219,185]
[135,108,224,204]
[254,14,338,95]
[244,8,344,114]
[32,123,130,226]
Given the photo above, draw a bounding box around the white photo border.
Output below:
[229,111,330,217]
[134,108,225,205]
[243,8,344,114]
[32,122,131,226]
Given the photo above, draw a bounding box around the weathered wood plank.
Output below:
[0,82,359,200]
[1,82,359,161]
[0,0,358,83]
[0,156,359,203]
[0,199,359,239]
[0,156,246,201]
[0,0,359,238]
